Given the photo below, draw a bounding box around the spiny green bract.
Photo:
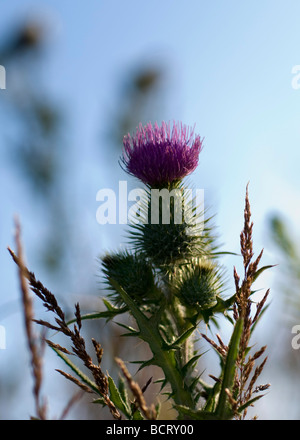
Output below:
[136,222,206,267]
[101,251,160,306]
[129,185,214,269]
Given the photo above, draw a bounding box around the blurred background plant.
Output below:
[269,215,300,321]
[1,1,300,420]
[0,12,171,420]
[267,215,300,374]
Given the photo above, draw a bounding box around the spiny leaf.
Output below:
[66,304,128,326]
[155,401,161,419]
[253,265,276,283]
[93,397,106,406]
[153,378,168,392]
[115,321,140,337]
[211,251,240,257]
[237,394,264,414]
[167,326,196,350]
[174,405,221,420]
[203,380,221,413]
[132,408,144,420]
[182,354,203,378]
[118,376,129,408]
[215,318,243,419]
[136,358,155,372]
[128,358,156,373]
[108,375,131,419]
[212,293,236,313]
[103,298,129,313]
[188,373,203,394]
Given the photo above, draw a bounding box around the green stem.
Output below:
[141,318,195,408]
[111,280,195,410]
[169,296,195,377]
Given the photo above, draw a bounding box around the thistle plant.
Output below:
[9,121,271,420]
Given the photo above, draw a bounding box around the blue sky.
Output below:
[1,0,296,244]
[1,0,300,419]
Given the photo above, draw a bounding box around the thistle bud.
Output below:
[101,251,159,305]
[175,261,222,310]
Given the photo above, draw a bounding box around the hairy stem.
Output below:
[111,280,195,411]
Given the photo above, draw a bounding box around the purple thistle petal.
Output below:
[120,121,203,186]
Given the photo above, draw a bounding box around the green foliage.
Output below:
[13,123,270,420]
[95,180,246,418]
[175,319,245,420]
[110,279,195,409]
[269,214,300,316]
[215,318,243,419]
[44,182,270,420]
[107,375,132,419]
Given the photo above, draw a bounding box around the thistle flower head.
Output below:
[121,121,203,187]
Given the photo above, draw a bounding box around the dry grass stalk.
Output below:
[59,390,85,420]
[115,357,157,420]
[232,185,270,418]
[8,218,47,420]
[55,369,94,394]
[45,339,72,355]
[200,186,270,419]
[201,333,227,358]
[225,388,238,413]
[216,333,228,352]
[8,244,121,420]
